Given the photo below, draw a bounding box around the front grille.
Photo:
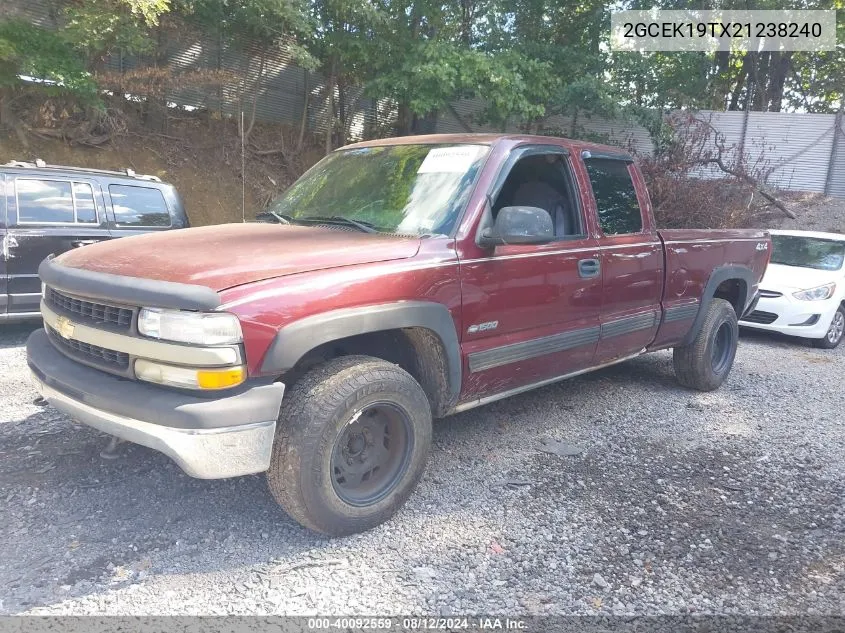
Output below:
[742,310,778,325]
[759,289,783,298]
[45,287,133,330]
[47,325,129,370]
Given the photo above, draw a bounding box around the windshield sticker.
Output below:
[417,146,480,174]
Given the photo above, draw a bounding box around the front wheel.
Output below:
[267,355,432,536]
[673,298,739,391]
[812,306,845,350]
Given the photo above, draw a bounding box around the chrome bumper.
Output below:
[33,376,277,479]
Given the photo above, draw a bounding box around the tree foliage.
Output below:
[0,0,843,151]
[63,0,170,57]
[0,20,96,98]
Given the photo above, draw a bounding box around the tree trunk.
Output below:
[751,52,770,112]
[766,51,792,112]
[396,101,412,136]
[711,50,731,108]
[243,46,266,144]
[325,59,336,155]
[729,53,749,110]
[297,70,309,151]
[0,88,29,149]
[337,81,347,147]
[145,23,170,133]
[459,0,473,45]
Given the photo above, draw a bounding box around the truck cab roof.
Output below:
[341,133,634,160]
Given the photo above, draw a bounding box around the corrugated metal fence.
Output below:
[3,0,844,198]
[437,100,845,198]
[702,110,842,195]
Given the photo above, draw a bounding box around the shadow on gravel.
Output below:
[0,322,40,349]
[738,327,815,349]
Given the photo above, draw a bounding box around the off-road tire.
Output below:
[812,306,845,350]
[673,298,739,392]
[267,355,432,536]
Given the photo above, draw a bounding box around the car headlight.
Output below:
[138,308,243,345]
[135,359,246,390]
[793,283,836,301]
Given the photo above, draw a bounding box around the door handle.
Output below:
[578,258,601,278]
[71,240,98,248]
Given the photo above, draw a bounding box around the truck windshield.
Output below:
[266,144,489,236]
[770,235,845,271]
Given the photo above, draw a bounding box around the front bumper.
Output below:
[739,293,840,340]
[27,329,285,479]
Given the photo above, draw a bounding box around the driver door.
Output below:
[458,147,603,401]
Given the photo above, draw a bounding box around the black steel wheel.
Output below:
[331,403,413,506]
[710,321,734,375]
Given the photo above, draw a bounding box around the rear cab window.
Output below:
[109,184,171,228]
[15,178,100,225]
[583,157,643,235]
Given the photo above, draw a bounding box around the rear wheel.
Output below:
[812,306,844,350]
[673,298,739,391]
[267,355,432,536]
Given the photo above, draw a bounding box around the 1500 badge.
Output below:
[467,320,498,334]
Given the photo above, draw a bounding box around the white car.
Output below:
[740,230,845,349]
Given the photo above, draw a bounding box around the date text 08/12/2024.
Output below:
[307,617,527,630]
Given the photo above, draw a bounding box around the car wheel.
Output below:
[267,355,432,536]
[812,306,845,350]
[673,298,739,392]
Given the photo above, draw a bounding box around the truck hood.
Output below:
[55,224,422,291]
[761,262,843,292]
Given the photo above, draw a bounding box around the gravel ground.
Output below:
[756,192,845,234]
[0,322,843,616]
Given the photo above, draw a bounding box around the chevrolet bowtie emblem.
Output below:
[55,316,76,340]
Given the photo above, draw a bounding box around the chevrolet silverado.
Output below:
[27,134,771,535]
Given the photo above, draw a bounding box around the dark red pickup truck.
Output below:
[27,134,770,535]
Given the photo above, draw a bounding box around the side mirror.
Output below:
[479,206,554,247]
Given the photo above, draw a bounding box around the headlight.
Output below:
[793,283,836,301]
[135,359,246,390]
[138,308,242,345]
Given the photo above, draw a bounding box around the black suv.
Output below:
[1,160,188,321]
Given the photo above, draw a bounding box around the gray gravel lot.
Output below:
[0,323,842,616]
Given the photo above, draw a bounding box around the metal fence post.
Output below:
[824,106,844,196]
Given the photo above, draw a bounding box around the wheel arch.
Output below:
[259,301,461,417]
[681,266,754,346]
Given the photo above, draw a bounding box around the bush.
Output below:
[633,112,780,229]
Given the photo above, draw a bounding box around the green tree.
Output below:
[0,20,97,146]
[608,0,845,113]
[63,0,171,60]
[480,0,617,134]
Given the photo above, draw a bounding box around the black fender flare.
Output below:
[259,301,462,400]
[681,265,755,346]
